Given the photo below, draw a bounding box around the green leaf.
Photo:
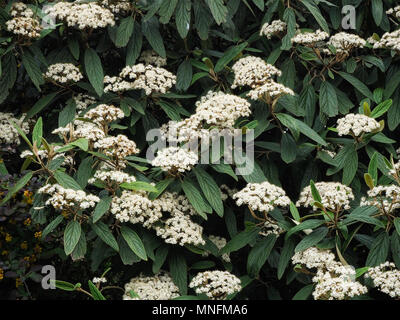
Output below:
[252,0,264,11]
[92,221,119,252]
[93,196,112,223]
[54,170,82,190]
[191,260,216,270]
[76,157,93,189]
[71,231,87,261]
[142,17,166,58]
[214,42,248,73]
[247,234,277,277]
[301,0,329,33]
[292,284,314,300]
[54,280,79,292]
[295,227,329,252]
[371,0,383,26]
[153,245,169,273]
[21,50,44,91]
[370,99,392,118]
[117,235,140,265]
[366,232,390,266]
[175,0,191,38]
[169,251,187,295]
[204,0,227,25]
[176,60,193,91]
[181,177,212,219]
[64,221,82,255]
[116,16,134,48]
[342,147,358,185]
[126,22,142,65]
[193,167,224,217]
[120,181,157,192]
[221,227,260,254]
[149,178,174,200]
[319,81,338,117]
[88,280,106,300]
[368,152,378,186]
[286,219,325,238]
[394,218,400,237]
[120,226,147,261]
[68,37,80,60]
[211,163,238,181]
[32,117,43,148]
[25,92,58,120]
[42,215,64,239]
[159,0,178,24]
[277,237,296,279]
[280,133,297,164]
[0,171,33,205]
[84,48,104,97]
[337,71,374,100]
[58,99,76,127]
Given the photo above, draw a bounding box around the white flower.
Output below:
[372,30,400,52]
[336,114,380,137]
[202,235,231,263]
[103,76,135,93]
[84,104,125,124]
[0,113,29,145]
[74,94,96,112]
[291,29,329,45]
[44,63,83,84]
[232,181,291,213]
[360,185,400,213]
[92,277,107,284]
[259,20,287,39]
[365,262,400,298]
[139,50,167,67]
[325,32,366,55]
[6,3,42,39]
[296,182,354,211]
[151,147,198,173]
[247,80,294,100]
[100,0,133,14]
[189,270,241,300]
[94,134,140,159]
[88,170,136,185]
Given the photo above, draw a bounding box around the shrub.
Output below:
[1,0,400,300]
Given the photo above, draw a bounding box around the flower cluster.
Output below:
[38,184,100,211]
[44,2,115,30]
[360,185,400,214]
[232,181,291,213]
[20,146,74,167]
[291,29,329,45]
[74,94,96,112]
[0,113,29,146]
[100,0,133,14]
[372,30,400,53]
[259,20,287,39]
[103,76,135,93]
[94,134,140,160]
[151,147,198,174]
[365,262,400,298]
[6,2,42,39]
[123,272,180,300]
[259,220,284,237]
[296,182,354,212]
[92,277,107,284]
[139,50,167,67]
[189,270,242,300]
[325,32,366,55]
[202,235,231,263]
[84,104,125,125]
[292,247,368,300]
[44,63,83,84]
[88,170,136,185]
[336,114,381,137]
[386,6,400,19]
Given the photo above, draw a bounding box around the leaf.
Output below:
[126,22,142,65]
[175,60,193,91]
[88,280,106,300]
[292,284,314,300]
[92,196,112,223]
[221,227,260,254]
[21,50,44,91]
[64,221,82,255]
[153,245,169,273]
[280,133,297,164]
[394,218,400,237]
[337,71,374,100]
[84,48,104,97]
[214,42,248,73]
[371,0,383,26]
[120,226,147,261]
[149,178,174,200]
[169,251,187,295]
[366,232,390,266]
[54,170,82,190]
[277,237,296,279]
[115,16,134,48]
[42,215,64,239]
[175,0,191,38]
[247,234,277,277]
[370,99,392,118]
[0,171,33,205]
[368,152,378,186]
[301,0,329,33]
[252,0,264,11]
[342,146,358,185]
[71,231,87,261]
[117,235,140,265]
[181,177,212,219]
[92,221,119,252]
[120,181,157,192]
[32,117,43,148]
[319,81,338,117]
[142,17,166,58]
[295,227,329,252]
[191,260,216,270]
[159,0,178,24]
[193,167,224,217]
[54,280,79,292]
[58,99,76,127]
[211,163,238,181]
[76,157,93,189]
[25,92,58,120]
[204,0,227,25]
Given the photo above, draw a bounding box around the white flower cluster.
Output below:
[119,64,176,95]
[92,277,107,284]
[365,262,400,298]
[296,182,354,211]
[104,76,135,93]
[386,6,400,19]
[38,184,100,211]
[84,104,125,124]
[231,56,282,89]
[160,91,251,143]
[139,50,167,67]
[202,235,231,263]
[156,192,197,216]
[372,30,400,52]
[259,20,287,39]
[220,184,238,201]
[154,210,205,246]
[44,63,83,84]
[43,2,115,30]
[232,181,291,213]
[189,270,242,300]
[6,2,42,39]
[20,146,73,167]
[123,272,180,300]
[291,29,329,45]
[0,112,29,145]
[247,81,295,100]
[259,220,284,237]
[151,147,198,173]
[292,247,368,300]
[325,32,366,55]
[94,134,140,159]
[74,94,96,111]
[110,190,162,227]
[100,0,133,14]
[88,170,136,185]
[72,120,106,142]
[360,185,400,213]
[336,113,381,137]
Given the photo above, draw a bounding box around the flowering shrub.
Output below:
[1,0,400,301]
